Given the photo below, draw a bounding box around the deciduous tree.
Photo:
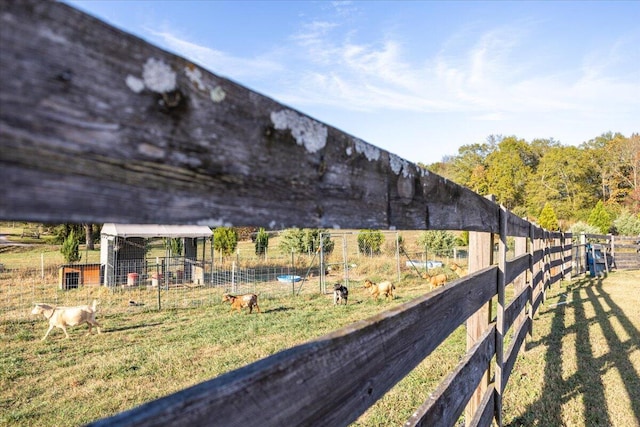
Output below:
[485,136,534,209]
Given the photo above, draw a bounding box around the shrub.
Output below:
[357,230,384,256]
[612,209,640,235]
[417,230,457,258]
[568,221,600,242]
[278,228,334,255]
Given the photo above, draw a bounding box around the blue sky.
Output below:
[65,1,639,165]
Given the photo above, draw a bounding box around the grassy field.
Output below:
[503,269,640,427]
[1,269,638,426]
[2,223,639,426]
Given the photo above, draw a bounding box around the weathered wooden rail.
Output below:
[1,1,572,426]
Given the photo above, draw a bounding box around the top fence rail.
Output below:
[0,0,502,233]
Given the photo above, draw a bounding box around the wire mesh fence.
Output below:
[0,261,327,321]
[1,229,476,322]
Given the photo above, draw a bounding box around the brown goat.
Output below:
[449,262,467,277]
[223,293,260,314]
[363,279,395,300]
[422,272,447,289]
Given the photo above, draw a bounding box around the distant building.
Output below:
[100,223,213,287]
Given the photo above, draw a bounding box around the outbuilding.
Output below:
[100,223,213,287]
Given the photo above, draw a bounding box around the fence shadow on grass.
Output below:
[507,275,640,426]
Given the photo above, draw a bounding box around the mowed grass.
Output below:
[503,269,640,427]
[2,249,639,425]
[1,278,468,427]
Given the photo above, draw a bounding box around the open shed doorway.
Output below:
[100,224,213,288]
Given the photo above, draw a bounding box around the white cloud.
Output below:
[143,17,639,132]
[145,28,284,80]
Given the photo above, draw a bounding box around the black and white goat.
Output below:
[333,283,348,305]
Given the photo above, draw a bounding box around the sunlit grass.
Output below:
[3,223,638,426]
[503,270,640,427]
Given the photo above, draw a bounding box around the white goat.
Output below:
[31,300,102,340]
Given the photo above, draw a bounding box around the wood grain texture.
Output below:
[504,210,530,238]
[468,386,495,427]
[503,287,530,335]
[505,253,530,286]
[0,0,498,231]
[502,317,531,390]
[405,324,496,427]
[465,229,495,424]
[0,2,573,427]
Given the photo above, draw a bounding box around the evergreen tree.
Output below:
[278,228,334,255]
[213,227,238,257]
[417,230,457,257]
[302,229,334,254]
[538,203,560,231]
[254,227,269,256]
[61,229,81,263]
[278,228,306,255]
[587,200,612,234]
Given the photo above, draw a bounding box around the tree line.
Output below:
[421,132,640,234]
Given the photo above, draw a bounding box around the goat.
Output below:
[223,293,260,314]
[423,272,447,289]
[333,283,348,305]
[449,262,467,277]
[31,300,101,340]
[363,279,395,300]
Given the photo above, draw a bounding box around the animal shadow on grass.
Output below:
[107,322,163,333]
[260,306,294,314]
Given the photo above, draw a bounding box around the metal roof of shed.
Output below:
[101,223,212,238]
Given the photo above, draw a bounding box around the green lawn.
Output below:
[1,266,638,426]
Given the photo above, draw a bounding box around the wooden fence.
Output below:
[1,1,573,426]
[573,234,640,275]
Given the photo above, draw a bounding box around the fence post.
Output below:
[465,222,494,424]
[342,234,349,289]
[320,233,325,294]
[514,229,528,339]
[156,263,161,311]
[604,234,611,274]
[610,234,615,270]
[580,233,587,276]
[494,206,509,426]
[563,233,572,281]
[395,232,401,283]
[543,231,550,301]
[550,233,559,282]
